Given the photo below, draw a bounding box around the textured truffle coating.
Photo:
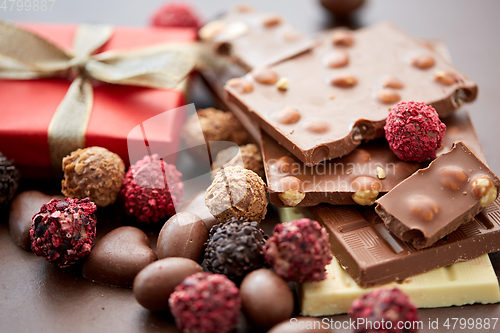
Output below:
[169,272,241,333]
[30,197,97,268]
[205,166,268,223]
[0,152,20,206]
[182,108,250,155]
[61,147,125,207]
[121,154,183,223]
[349,288,421,333]
[264,218,332,282]
[150,2,201,29]
[384,101,446,162]
[204,218,268,280]
[212,144,264,178]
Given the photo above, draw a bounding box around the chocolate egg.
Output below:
[240,268,294,329]
[133,257,203,312]
[82,226,156,288]
[268,317,328,333]
[156,212,208,262]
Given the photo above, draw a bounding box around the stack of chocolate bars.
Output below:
[199,6,500,316]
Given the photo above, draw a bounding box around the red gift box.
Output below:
[0,23,197,178]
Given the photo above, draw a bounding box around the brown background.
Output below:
[1,1,500,332]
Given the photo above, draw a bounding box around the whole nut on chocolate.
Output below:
[376,88,401,104]
[271,107,301,124]
[471,176,498,207]
[408,195,439,221]
[61,146,125,207]
[434,70,458,86]
[351,176,381,206]
[251,67,280,84]
[278,176,305,207]
[411,54,435,69]
[330,74,357,87]
[331,29,354,46]
[205,165,268,223]
[439,167,467,190]
[325,49,349,68]
[226,78,254,93]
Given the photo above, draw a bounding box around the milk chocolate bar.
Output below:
[199,6,314,71]
[262,110,485,207]
[376,142,500,249]
[308,198,500,288]
[225,22,478,165]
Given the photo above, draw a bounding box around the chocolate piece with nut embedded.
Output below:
[225,22,477,165]
[311,196,500,287]
[262,110,485,207]
[375,142,500,249]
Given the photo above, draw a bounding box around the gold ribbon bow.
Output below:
[0,21,197,171]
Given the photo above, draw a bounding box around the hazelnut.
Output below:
[351,176,381,206]
[278,176,305,207]
[411,55,435,69]
[382,77,404,89]
[325,50,349,68]
[275,77,289,91]
[331,30,354,47]
[303,120,330,134]
[274,156,298,174]
[408,195,439,221]
[263,15,282,27]
[199,20,225,41]
[272,107,301,125]
[471,176,498,207]
[251,68,279,85]
[376,89,400,104]
[331,75,357,88]
[439,167,467,190]
[434,71,457,86]
[226,78,254,94]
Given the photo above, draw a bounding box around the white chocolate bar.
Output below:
[279,207,500,316]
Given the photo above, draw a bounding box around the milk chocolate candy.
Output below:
[310,199,500,288]
[199,7,314,71]
[262,109,484,207]
[225,22,478,165]
[375,142,500,249]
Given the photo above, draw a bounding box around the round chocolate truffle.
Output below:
[182,108,250,158]
[320,0,365,16]
[204,218,267,280]
[0,152,20,207]
[212,143,264,179]
[384,100,446,162]
[205,165,268,223]
[240,268,294,330]
[134,257,203,312]
[157,212,208,262]
[61,146,125,207]
[30,197,97,268]
[349,288,421,333]
[121,154,183,223]
[264,218,332,283]
[169,272,241,333]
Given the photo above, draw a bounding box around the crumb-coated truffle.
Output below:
[182,108,250,157]
[30,197,97,268]
[349,288,420,333]
[212,143,264,179]
[204,218,268,280]
[205,166,268,223]
[121,154,183,223]
[150,2,201,29]
[385,101,446,162]
[264,218,332,283]
[61,147,125,207]
[0,152,20,206]
[169,272,241,333]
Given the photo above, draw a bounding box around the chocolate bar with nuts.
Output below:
[310,197,500,288]
[375,142,500,249]
[225,22,478,166]
[262,109,485,207]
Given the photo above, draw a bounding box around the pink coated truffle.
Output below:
[263,218,333,283]
[349,288,421,333]
[150,2,201,29]
[384,101,446,162]
[121,154,183,223]
[169,272,241,333]
[30,198,97,268]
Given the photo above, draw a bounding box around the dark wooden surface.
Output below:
[2,1,500,332]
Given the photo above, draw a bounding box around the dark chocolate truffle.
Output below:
[0,152,20,207]
[61,146,125,207]
[204,218,267,280]
[264,218,332,282]
[121,154,183,223]
[30,197,97,268]
[169,272,241,333]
